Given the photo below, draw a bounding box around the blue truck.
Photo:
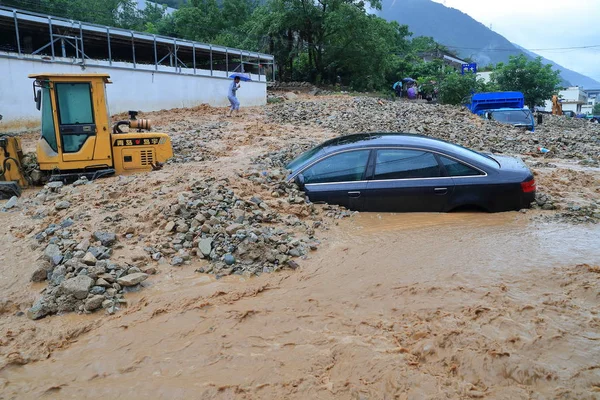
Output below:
[467,91,535,132]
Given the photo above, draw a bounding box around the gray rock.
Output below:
[127,266,142,274]
[50,254,64,267]
[76,238,90,252]
[31,263,51,282]
[50,265,67,286]
[176,223,190,233]
[198,238,213,256]
[47,181,64,190]
[225,223,243,236]
[43,244,62,262]
[27,298,49,320]
[4,196,18,210]
[93,231,117,247]
[171,256,184,266]
[165,221,176,232]
[90,286,106,295]
[58,275,94,300]
[60,218,74,228]
[96,278,111,287]
[85,295,105,311]
[117,272,149,287]
[223,253,236,265]
[55,201,71,210]
[82,252,97,266]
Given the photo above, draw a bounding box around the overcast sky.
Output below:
[431,0,600,83]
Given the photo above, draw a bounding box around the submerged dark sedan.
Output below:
[286,133,536,212]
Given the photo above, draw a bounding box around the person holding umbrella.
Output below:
[228,76,241,117]
[392,80,403,98]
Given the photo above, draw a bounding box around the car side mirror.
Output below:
[294,173,305,190]
[35,89,41,111]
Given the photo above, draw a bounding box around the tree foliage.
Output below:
[7,0,564,99]
[594,102,600,115]
[491,55,561,109]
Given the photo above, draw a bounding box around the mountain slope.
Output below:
[379,0,600,88]
[512,43,600,89]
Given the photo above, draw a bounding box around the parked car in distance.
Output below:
[286,133,536,212]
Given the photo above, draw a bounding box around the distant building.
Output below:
[420,51,467,71]
[543,86,588,114]
[584,89,600,114]
[476,71,492,83]
[135,0,177,14]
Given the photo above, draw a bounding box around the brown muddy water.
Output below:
[2,212,600,399]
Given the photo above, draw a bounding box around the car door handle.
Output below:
[348,191,361,198]
[434,187,448,195]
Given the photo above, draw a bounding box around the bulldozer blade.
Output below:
[0,181,22,199]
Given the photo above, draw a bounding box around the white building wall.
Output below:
[476,71,492,83]
[0,54,267,132]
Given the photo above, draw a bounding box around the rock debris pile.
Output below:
[165,122,228,164]
[267,97,600,161]
[23,181,156,319]
[28,224,146,319]
[147,174,351,277]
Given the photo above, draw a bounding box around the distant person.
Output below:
[407,86,417,100]
[228,76,241,116]
[393,81,402,98]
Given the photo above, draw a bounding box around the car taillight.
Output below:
[521,179,536,193]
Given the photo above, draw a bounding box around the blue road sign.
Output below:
[461,63,477,74]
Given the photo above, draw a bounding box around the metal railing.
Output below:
[0,6,276,81]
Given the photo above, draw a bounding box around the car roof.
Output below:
[317,133,467,154]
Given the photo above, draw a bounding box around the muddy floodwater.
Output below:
[2,212,600,399]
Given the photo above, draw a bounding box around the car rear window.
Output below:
[439,156,483,176]
[444,143,500,169]
[374,149,441,180]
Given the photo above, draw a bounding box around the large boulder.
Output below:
[58,275,94,300]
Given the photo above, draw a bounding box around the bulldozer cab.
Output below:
[30,74,113,172]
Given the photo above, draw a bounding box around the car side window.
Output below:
[374,149,441,180]
[439,156,483,176]
[302,150,370,184]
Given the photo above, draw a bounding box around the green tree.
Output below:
[593,102,600,115]
[437,71,485,105]
[491,55,561,110]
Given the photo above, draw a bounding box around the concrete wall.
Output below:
[0,53,267,132]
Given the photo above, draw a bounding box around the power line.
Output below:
[444,44,600,52]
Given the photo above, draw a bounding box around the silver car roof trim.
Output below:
[288,146,489,183]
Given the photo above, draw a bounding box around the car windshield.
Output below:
[286,145,325,171]
[445,142,500,168]
[490,110,532,125]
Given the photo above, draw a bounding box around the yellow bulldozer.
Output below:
[0,73,173,199]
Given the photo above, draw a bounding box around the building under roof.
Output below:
[0,5,275,80]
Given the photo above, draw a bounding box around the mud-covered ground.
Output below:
[0,94,599,399]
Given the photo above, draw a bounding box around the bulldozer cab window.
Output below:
[55,83,96,153]
[41,87,58,152]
